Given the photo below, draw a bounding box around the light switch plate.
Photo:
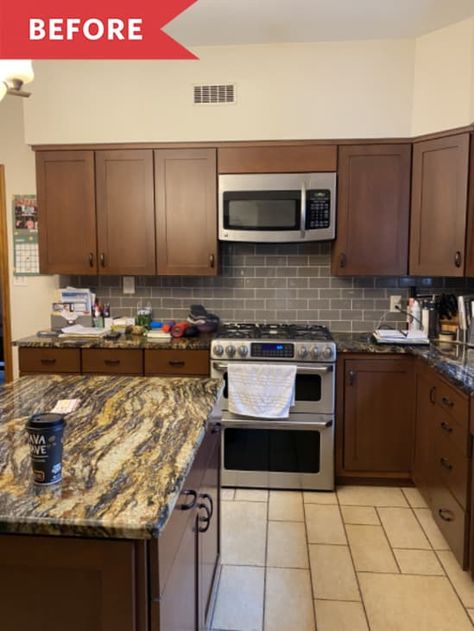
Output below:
[390,295,402,312]
[123,276,135,295]
[13,276,28,286]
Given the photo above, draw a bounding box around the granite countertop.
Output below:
[334,332,474,395]
[14,333,214,351]
[0,375,223,539]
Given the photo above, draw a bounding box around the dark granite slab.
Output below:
[14,333,214,351]
[0,375,222,539]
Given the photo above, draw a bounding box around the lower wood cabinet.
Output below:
[82,349,143,375]
[19,347,81,374]
[145,349,210,376]
[337,355,415,480]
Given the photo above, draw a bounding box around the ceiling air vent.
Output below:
[193,84,236,105]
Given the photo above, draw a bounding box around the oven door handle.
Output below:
[223,419,333,431]
[300,181,307,238]
[212,362,333,374]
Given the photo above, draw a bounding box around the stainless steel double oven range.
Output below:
[210,323,336,491]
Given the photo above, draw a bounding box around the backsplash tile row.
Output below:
[67,242,472,333]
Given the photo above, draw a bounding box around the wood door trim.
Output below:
[0,166,13,383]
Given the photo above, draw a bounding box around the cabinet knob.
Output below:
[197,502,212,533]
[438,508,454,522]
[440,457,453,471]
[339,253,347,268]
[454,251,462,268]
[209,253,215,268]
[440,421,453,434]
[100,253,106,267]
[441,396,454,409]
[348,370,356,386]
[88,252,94,268]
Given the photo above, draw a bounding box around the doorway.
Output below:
[0,165,13,383]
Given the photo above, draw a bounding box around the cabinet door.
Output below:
[96,150,156,275]
[332,144,411,276]
[343,358,415,473]
[155,149,218,276]
[410,134,470,276]
[413,368,437,503]
[198,427,221,630]
[37,151,97,274]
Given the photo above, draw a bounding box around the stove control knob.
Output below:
[238,345,249,357]
[311,346,321,359]
[298,345,308,359]
[322,346,333,360]
[213,344,224,357]
[225,345,236,357]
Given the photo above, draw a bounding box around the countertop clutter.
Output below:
[0,374,222,538]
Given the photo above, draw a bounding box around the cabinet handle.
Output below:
[454,251,462,268]
[179,489,197,511]
[100,253,106,267]
[440,421,453,434]
[440,457,453,471]
[197,502,212,533]
[40,358,57,365]
[441,396,454,408]
[339,253,347,268]
[209,253,215,268]
[348,370,356,386]
[200,492,214,520]
[169,360,185,367]
[438,508,454,522]
[429,386,437,404]
[88,252,94,268]
[104,359,120,366]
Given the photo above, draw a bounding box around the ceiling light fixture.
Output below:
[0,60,34,102]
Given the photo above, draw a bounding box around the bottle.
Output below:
[411,299,421,331]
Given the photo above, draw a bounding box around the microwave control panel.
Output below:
[306,189,331,229]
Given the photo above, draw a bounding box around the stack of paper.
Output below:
[373,329,429,345]
[60,325,107,337]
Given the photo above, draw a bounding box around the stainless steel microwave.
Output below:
[218,172,336,243]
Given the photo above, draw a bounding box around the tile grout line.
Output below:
[302,493,319,631]
[336,489,372,631]
[433,548,474,626]
[262,492,270,631]
[374,506,402,574]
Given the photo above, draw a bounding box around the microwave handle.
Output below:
[300,182,306,238]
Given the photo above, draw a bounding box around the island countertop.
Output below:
[0,375,222,540]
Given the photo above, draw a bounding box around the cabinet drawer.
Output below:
[19,348,81,374]
[435,428,468,510]
[435,380,468,430]
[82,349,143,375]
[145,350,209,376]
[434,410,469,456]
[431,486,467,567]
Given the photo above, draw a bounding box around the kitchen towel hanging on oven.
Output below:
[228,363,297,418]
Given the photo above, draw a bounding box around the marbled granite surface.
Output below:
[14,333,214,350]
[0,375,222,539]
[334,332,474,395]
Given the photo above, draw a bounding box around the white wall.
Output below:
[411,17,474,135]
[23,39,416,143]
[0,97,59,377]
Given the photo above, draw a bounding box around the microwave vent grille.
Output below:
[194,84,236,105]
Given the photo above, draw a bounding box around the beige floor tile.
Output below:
[341,505,380,525]
[314,600,369,631]
[309,544,360,601]
[413,508,450,550]
[467,609,474,624]
[403,487,429,508]
[346,524,398,573]
[267,521,308,568]
[235,489,269,502]
[378,507,431,549]
[359,572,473,631]
[394,549,444,576]
[305,504,346,544]
[437,550,474,608]
[212,565,264,631]
[221,488,235,501]
[303,491,338,504]
[337,485,408,507]
[221,501,267,566]
[264,568,315,631]
[268,491,304,521]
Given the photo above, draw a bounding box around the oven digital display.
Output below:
[251,343,294,358]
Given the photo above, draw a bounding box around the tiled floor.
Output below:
[211,486,474,631]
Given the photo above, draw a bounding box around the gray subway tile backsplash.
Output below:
[67,243,467,333]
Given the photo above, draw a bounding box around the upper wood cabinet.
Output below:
[409,133,471,276]
[155,149,218,276]
[217,144,337,173]
[332,144,411,276]
[37,151,97,274]
[95,150,156,275]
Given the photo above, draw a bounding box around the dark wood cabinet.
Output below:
[413,368,437,504]
[82,349,143,375]
[19,347,81,375]
[338,355,415,479]
[37,151,97,274]
[95,150,156,275]
[145,349,209,376]
[217,144,337,173]
[155,149,218,276]
[409,133,471,276]
[332,144,411,276]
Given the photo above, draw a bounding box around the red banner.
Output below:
[0,0,198,59]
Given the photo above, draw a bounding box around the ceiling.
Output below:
[165,0,474,46]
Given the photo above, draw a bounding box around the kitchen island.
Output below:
[0,374,223,631]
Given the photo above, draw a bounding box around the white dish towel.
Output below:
[227,363,297,419]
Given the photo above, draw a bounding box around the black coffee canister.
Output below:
[26,413,66,485]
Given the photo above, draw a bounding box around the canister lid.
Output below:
[26,413,65,429]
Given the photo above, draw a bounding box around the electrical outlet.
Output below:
[123,276,135,295]
[390,295,402,312]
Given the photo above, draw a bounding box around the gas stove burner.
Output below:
[217,322,334,341]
